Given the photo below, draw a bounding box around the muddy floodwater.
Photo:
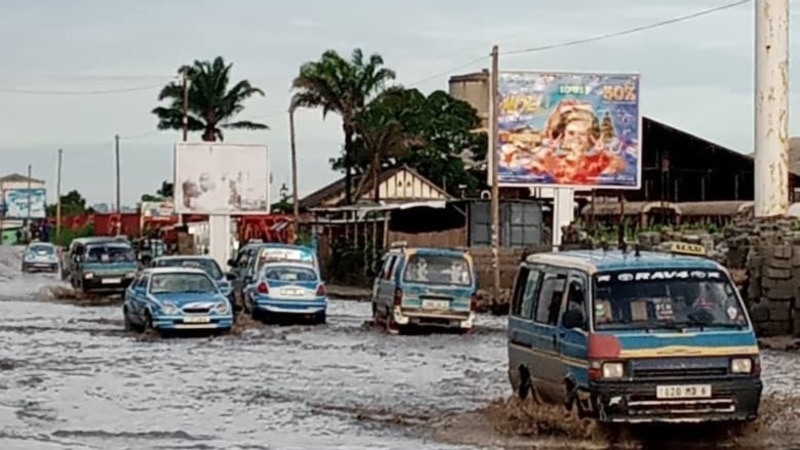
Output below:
[1,247,800,450]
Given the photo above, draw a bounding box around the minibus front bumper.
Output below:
[587,377,763,424]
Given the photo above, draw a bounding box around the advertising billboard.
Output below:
[173,143,270,215]
[140,201,175,220]
[2,188,46,219]
[495,71,641,189]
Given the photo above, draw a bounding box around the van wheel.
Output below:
[517,367,532,400]
[123,307,134,331]
[143,311,154,333]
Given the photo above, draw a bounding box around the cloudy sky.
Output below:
[1,0,798,206]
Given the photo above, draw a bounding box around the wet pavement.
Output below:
[1,247,800,449]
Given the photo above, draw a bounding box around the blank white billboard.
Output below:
[173,143,270,215]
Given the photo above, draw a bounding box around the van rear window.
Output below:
[592,269,748,331]
[402,254,471,286]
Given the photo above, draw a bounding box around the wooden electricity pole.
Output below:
[56,149,63,240]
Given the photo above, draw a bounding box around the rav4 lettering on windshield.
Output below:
[596,270,722,283]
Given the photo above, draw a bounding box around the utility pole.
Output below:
[56,149,63,241]
[182,68,189,142]
[754,0,790,217]
[26,164,32,227]
[288,106,300,224]
[115,134,121,213]
[0,177,4,245]
[490,45,501,299]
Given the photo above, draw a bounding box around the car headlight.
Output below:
[601,362,625,379]
[126,272,136,278]
[215,302,230,315]
[24,254,33,261]
[84,272,94,279]
[161,302,179,315]
[731,357,753,374]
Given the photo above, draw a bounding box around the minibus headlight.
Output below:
[602,362,624,379]
[731,357,753,374]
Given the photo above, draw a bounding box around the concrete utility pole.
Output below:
[115,134,121,214]
[182,68,189,142]
[26,164,32,225]
[288,106,300,224]
[56,149,63,240]
[754,0,790,217]
[490,45,501,299]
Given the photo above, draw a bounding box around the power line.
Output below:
[402,0,750,87]
[0,82,171,96]
[504,0,751,56]
[0,74,175,80]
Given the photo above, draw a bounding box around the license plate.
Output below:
[183,316,210,323]
[656,384,712,399]
[282,288,303,296]
[101,278,121,284]
[422,299,450,309]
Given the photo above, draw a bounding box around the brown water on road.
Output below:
[1,247,800,450]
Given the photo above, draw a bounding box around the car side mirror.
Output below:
[227,259,236,268]
[562,308,585,330]
[225,272,237,281]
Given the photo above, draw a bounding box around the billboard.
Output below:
[495,71,641,189]
[173,143,270,215]
[2,188,46,219]
[140,201,174,220]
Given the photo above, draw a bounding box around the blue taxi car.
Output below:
[243,262,327,324]
[507,243,762,424]
[21,242,60,273]
[122,267,234,335]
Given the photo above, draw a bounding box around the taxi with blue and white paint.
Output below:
[507,242,762,424]
[21,241,60,273]
[122,267,233,335]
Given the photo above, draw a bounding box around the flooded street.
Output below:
[1,247,800,449]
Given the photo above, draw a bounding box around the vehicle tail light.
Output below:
[257,282,269,294]
[316,284,326,296]
[393,288,403,306]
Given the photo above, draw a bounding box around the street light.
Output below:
[279,183,289,201]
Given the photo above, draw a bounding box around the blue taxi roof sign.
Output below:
[666,241,707,257]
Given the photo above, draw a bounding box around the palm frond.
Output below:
[220,120,269,130]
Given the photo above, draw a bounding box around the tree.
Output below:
[332,88,487,197]
[291,48,396,204]
[152,56,268,141]
[46,190,92,217]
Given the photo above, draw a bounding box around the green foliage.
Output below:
[152,56,268,142]
[54,224,94,247]
[157,181,173,198]
[270,198,293,214]
[292,48,396,204]
[326,238,381,287]
[46,190,93,217]
[332,88,488,198]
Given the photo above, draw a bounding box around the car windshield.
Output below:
[402,254,472,286]
[155,258,223,279]
[28,244,54,254]
[592,269,748,330]
[262,266,318,282]
[85,244,135,263]
[149,273,218,294]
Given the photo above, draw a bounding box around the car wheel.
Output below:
[123,307,134,331]
[143,310,154,333]
[314,311,326,325]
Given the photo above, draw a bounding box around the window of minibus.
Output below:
[403,254,471,286]
[592,269,748,330]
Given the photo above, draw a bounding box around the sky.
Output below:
[1,0,799,207]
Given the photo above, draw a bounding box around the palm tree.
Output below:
[291,49,395,204]
[152,56,268,141]
[352,88,423,202]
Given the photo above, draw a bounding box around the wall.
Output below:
[387,227,467,248]
[470,247,549,290]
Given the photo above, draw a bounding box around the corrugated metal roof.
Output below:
[0,173,45,184]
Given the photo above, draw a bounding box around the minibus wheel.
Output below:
[517,366,531,400]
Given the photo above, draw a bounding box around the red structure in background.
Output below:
[52,212,295,244]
